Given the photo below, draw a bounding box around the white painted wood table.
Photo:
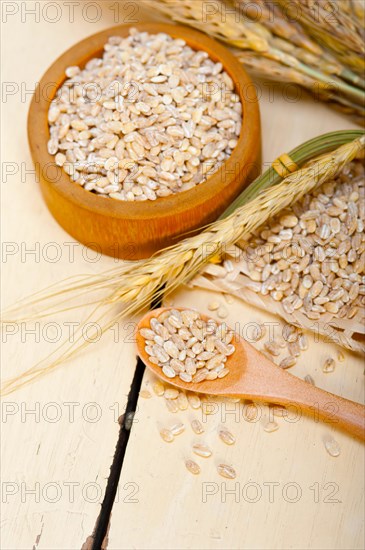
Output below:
[1,2,364,549]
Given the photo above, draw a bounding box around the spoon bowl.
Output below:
[137,307,365,440]
[137,307,245,395]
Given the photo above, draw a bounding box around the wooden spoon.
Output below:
[136,307,365,440]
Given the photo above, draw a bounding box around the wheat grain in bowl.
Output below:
[139,309,235,383]
[47,28,242,202]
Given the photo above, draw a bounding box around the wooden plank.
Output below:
[108,287,364,550]
[107,86,363,549]
[0,3,161,548]
[2,4,167,548]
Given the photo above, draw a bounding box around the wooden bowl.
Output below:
[28,23,261,259]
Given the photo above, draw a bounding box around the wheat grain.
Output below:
[153,380,165,396]
[323,434,341,457]
[217,464,237,479]
[323,357,336,373]
[244,402,260,422]
[187,394,201,409]
[142,309,234,383]
[177,392,189,410]
[164,388,179,399]
[279,356,296,369]
[218,428,236,445]
[160,428,174,442]
[48,29,242,201]
[191,419,204,434]
[185,459,201,475]
[170,422,185,435]
[192,443,212,458]
[165,399,179,413]
[263,420,279,433]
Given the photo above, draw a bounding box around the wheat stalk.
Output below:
[233,0,322,54]
[351,0,365,20]
[281,0,365,75]
[233,49,365,125]
[147,0,365,116]
[1,134,364,395]
[234,0,365,89]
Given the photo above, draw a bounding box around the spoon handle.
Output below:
[261,363,364,440]
[283,382,365,441]
[239,346,365,440]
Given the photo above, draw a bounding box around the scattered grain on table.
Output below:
[193,442,212,458]
[153,380,165,396]
[165,399,179,413]
[323,357,336,373]
[217,464,237,479]
[218,428,236,445]
[263,420,279,433]
[170,422,185,436]
[244,402,260,422]
[280,355,297,369]
[164,388,179,399]
[160,428,174,442]
[191,418,204,434]
[323,434,341,457]
[185,459,201,475]
[187,393,201,409]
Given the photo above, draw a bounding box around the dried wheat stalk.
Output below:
[233,49,365,125]
[147,0,365,119]
[1,136,364,395]
[235,0,365,91]
[236,0,365,90]
[233,0,321,53]
[281,0,365,75]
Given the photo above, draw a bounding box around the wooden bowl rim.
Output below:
[28,22,260,220]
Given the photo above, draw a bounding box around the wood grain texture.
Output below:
[2,2,363,550]
[28,23,261,259]
[1,3,153,549]
[109,288,365,550]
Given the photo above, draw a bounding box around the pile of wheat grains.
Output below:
[140,309,235,383]
[48,28,242,201]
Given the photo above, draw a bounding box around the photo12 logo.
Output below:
[1,480,139,504]
[1,400,140,425]
[202,481,341,504]
[1,2,140,25]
